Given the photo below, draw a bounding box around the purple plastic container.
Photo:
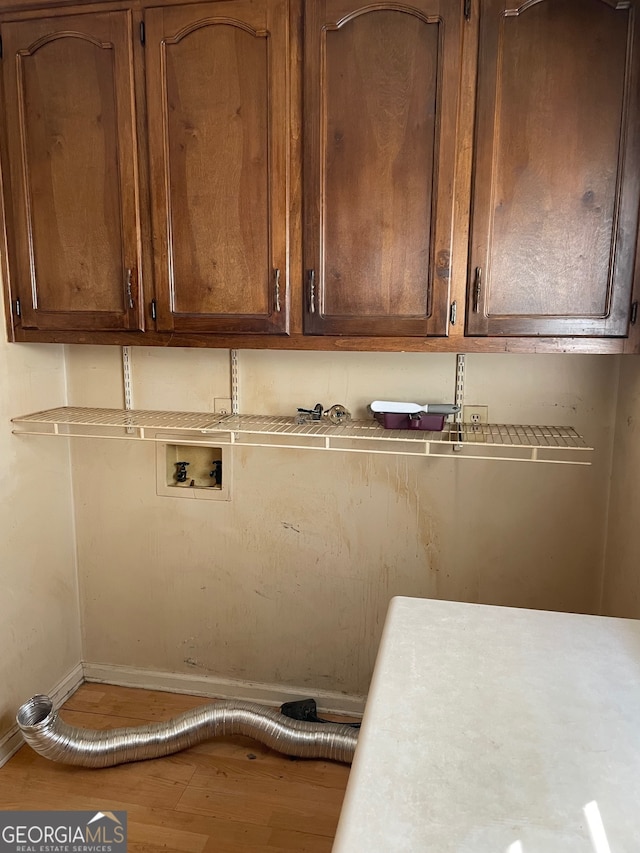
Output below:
[374,412,446,432]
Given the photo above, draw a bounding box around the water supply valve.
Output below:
[175,461,190,483]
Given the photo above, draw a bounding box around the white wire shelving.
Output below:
[10,406,594,465]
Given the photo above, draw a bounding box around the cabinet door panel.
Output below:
[2,11,143,332]
[304,0,462,336]
[146,0,289,334]
[468,0,640,337]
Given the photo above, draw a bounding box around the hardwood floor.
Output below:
[0,684,353,852]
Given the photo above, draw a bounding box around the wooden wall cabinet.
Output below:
[466,0,640,338]
[145,0,290,335]
[1,10,145,332]
[303,0,462,337]
[1,0,639,353]
[1,0,289,338]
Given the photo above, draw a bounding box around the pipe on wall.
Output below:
[16,694,358,768]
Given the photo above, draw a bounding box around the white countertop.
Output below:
[333,596,640,853]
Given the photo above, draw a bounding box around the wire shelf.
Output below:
[11,406,223,431]
[11,407,593,465]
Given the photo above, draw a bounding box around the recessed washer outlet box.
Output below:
[156,435,231,501]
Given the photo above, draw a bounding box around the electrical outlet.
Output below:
[463,405,489,425]
[214,397,232,415]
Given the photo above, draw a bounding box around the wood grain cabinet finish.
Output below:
[2,0,640,352]
[467,0,640,337]
[303,0,463,337]
[1,11,144,332]
[145,0,289,334]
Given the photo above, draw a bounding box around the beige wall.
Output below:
[0,310,81,745]
[0,330,631,726]
[602,356,640,617]
[66,347,618,698]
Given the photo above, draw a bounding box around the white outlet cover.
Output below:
[463,405,489,424]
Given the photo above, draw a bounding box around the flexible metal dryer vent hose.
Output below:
[16,694,358,768]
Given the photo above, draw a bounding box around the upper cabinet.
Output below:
[303,0,463,337]
[145,0,290,335]
[1,0,639,351]
[466,0,640,337]
[1,10,145,332]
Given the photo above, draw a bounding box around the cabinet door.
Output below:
[145,0,289,335]
[467,0,640,337]
[304,0,462,337]
[1,11,144,332]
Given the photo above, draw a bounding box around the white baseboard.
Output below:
[0,662,84,769]
[82,663,366,717]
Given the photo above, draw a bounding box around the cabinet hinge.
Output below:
[150,299,156,320]
[631,300,638,325]
[139,21,146,45]
[14,297,20,317]
[0,35,4,60]
[464,0,471,21]
[449,300,457,326]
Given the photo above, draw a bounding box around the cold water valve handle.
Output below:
[175,461,189,483]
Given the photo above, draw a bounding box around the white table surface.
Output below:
[332,596,640,853]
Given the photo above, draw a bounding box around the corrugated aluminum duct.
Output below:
[17,694,358,767]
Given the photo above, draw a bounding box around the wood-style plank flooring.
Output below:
[0,684,353,852]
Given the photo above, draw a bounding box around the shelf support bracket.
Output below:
[122,346,135,434]
[230,349,239,415]
[453,354,465,452]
